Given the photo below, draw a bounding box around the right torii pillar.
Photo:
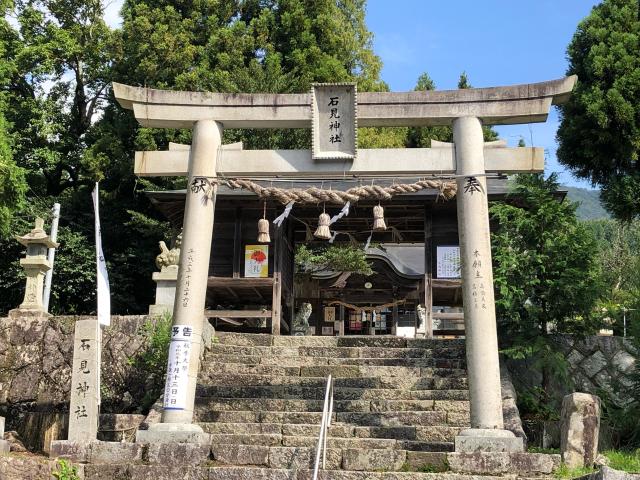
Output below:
[453,116,522,452]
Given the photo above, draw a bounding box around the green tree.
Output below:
[0,5,27,237]
[490,173,602,398]
[556,0,640,221]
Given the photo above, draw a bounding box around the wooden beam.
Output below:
[204,310,272,318]
[207,277,274,288]
[433,312,464,321]
[113,76,576,129]
[134,146,544,178]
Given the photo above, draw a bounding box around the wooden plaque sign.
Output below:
[311,83,357,160]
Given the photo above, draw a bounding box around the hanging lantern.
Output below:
[314,210,331,240]
[373,204,387,231]
[257,202,271,243]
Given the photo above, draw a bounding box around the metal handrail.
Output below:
[312,374,334,480]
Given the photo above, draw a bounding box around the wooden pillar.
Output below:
[232,207,242,278]
[423,206,434,338]
[271,231,282,335]
[392,303,398,336]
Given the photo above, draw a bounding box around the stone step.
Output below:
[209,433,404,449]
[194,410,331,424]
[335,411,457,427]
[206,344,466,359]
[210,444,455,470]
[215,332,466,350]
[203,353,466,369]
[198,372,467,392]
[85,464,508,480]
[198,422,462,442]
[195,385,469,400]
[194,397,372,413]
[193,409,467,427]
[194,397,468,414]
[198,360,466,382]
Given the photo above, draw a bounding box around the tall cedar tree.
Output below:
[557,0,640,221]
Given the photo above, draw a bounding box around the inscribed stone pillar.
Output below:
[137,119,221,443]
[452,117,522,452]
[68,318,100,442]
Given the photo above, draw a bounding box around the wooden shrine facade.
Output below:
[147,177,553,338]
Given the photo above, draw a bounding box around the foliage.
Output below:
[556,0,640,221]
[491,173,602,397]
[517,385,562,421]
[554,463,596,479]
[53,459,80,480]
[128,312,173,410]
[0,0,393,314]
[295,244,372,276]
[604,450,640,473]
[0,114,26,238]
[492,174,602,339]
[528,447,560,454]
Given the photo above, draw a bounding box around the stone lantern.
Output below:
[9,218,59,318]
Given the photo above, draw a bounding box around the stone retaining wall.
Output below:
[0,315,153,431]
[508,335,637,409]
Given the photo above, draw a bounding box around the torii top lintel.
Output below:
[112,76,576,130]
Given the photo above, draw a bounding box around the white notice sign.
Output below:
[437,246,461,279]
[311,83,357,160]
[163,324,193,410]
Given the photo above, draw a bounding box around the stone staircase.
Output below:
[39,331,559,480]
[188,332,550,477]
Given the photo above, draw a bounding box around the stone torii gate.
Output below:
[113,76,576,451]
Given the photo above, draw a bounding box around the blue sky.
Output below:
[104,1,601,187]
[366,0,601,188]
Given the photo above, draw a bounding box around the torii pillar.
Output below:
[453,117,522,452]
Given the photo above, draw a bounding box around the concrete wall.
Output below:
[0,315,154,431]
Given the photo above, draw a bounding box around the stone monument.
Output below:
[561,393,601,469]
[9,217,58,319]
[149,233,181,316]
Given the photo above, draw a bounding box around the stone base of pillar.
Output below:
[148,268,178,317]
[455,428,524,453]
[135,423,211,445]
[0,439,9,455]
[7,308,50,320]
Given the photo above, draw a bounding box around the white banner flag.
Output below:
[92,183,111,327]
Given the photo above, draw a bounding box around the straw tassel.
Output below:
[314,212,332,240]
[373,204,387,231]
[257,202,271,243]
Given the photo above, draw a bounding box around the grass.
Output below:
[603,450,640,473]
[529,446,561,454]
[554,463,596,479]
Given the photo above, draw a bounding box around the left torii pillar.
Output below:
[137,120,222,444]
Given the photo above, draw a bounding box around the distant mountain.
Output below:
[563,186,610,220]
